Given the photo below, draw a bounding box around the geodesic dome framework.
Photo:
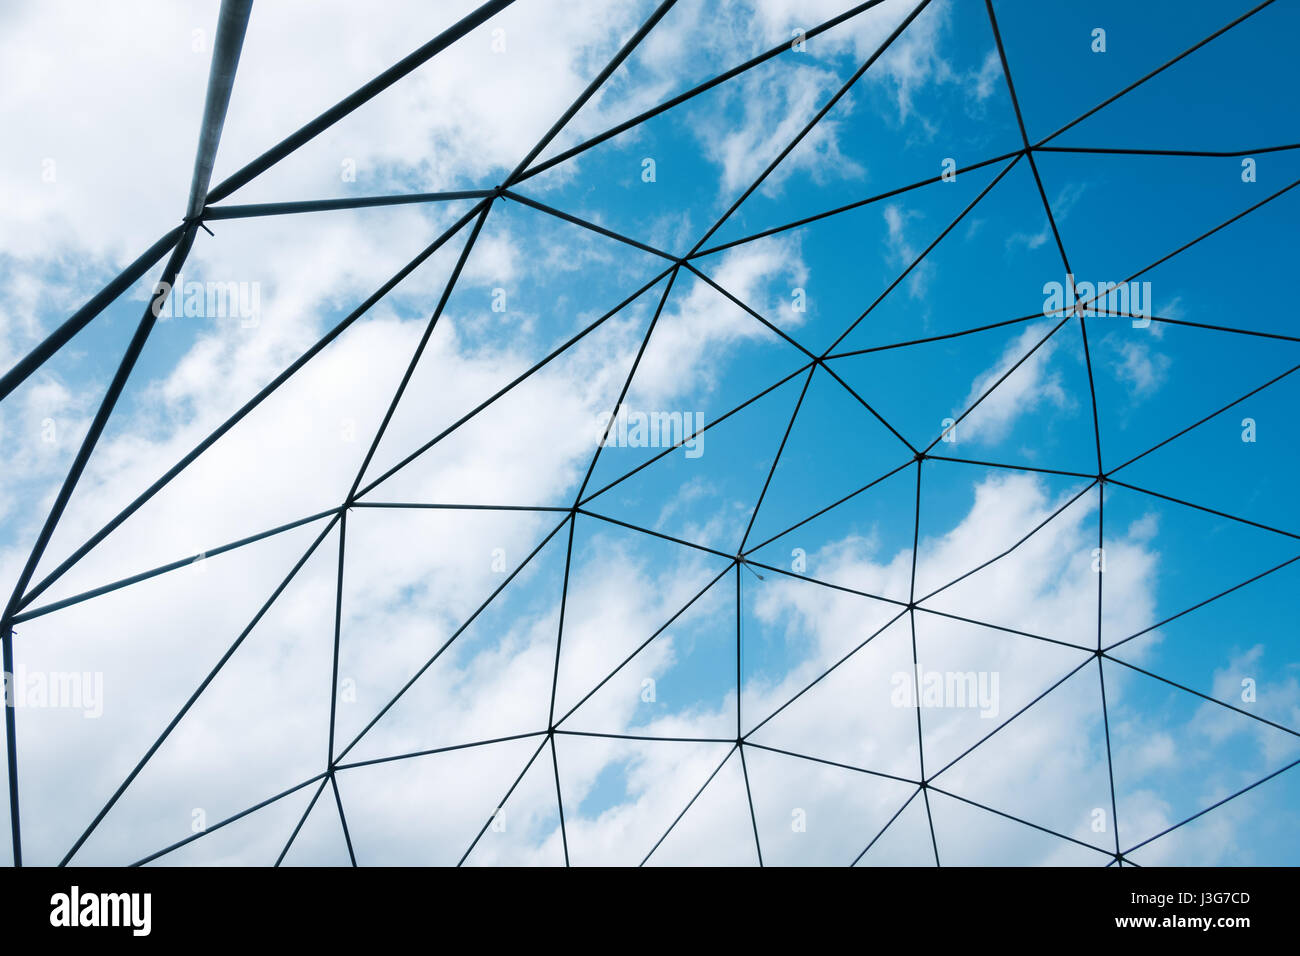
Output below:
[2,0,1298,866]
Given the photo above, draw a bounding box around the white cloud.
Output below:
[955,320,1071,446]
[630,237,809,407]
[882,202,933,298]
[1108,337,1171,397]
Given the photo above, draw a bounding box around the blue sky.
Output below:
[0,0,1297,866]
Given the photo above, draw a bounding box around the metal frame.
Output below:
[3,0,1298,868]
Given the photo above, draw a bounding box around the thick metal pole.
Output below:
[1,0,254,867]
[185,0,254,220]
